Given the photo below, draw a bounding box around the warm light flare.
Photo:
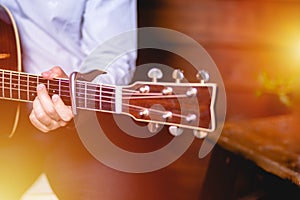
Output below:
[291,39,300,64]
[272,23,300,73]
[258,33,300,106]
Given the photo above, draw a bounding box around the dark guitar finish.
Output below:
[125,83,213,130]
[0,5,21,138]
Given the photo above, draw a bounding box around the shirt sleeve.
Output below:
[78,0,137,85]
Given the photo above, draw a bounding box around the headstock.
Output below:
[121,68,217,139]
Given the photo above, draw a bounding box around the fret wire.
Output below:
[2,73,120,91]
[27,74,29,101]
[0,71,168,101]
[9,71,12,98]
[100,83,102,110]
[2,71,4,98]
[59,79,61,96]
[1,73,138,96]
[30,75,37,101]
[48,79,55,95]
[4,80,112,96]
[18,72,20,99]
[2,86,95,101]
[84,81,87,108]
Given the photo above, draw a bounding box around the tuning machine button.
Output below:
[139,85,150,93]
[172,69,184,83]
[162,87,173,95]
[169,126,183,136]
[148,68,163,82]
[162,111,172,119]
[196,70,210,83]
[139,109,149,117]
[193,130,208,139]
[186,87,197,97]
[185,114,197,122]
[147,122,160,133]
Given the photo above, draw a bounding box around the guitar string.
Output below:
[0,86,193,120]
[74,93,188,118]
[0,72,185,96]
[116,102,186,119]
[0,74,196,100]
[0,72,202,121]
[0,93,194,121]
[0,70,209,98]
[0,71,206,97]
[0,85,190,102]
[0,81,189,99]
[77,100,189,119]
[0,71,143,94]
[0,75,200,121]
[0,71,202,106]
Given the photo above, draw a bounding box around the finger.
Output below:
[58,120,68,127]
[29,110,51,133]
[50,66,68,78]
[36,84,61,121]
[41,70,52,79]
[52,94,74,122]
[42,66,68,79]
[32,96,53,127]
[30,111,63,133]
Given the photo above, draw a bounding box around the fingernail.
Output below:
[52,94,59,102]
[42,71,50,77]
[37,84,45,91]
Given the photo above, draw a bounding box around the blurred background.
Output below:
[22,0,300,199]
[138,0,300,120]
[137,0,300,199]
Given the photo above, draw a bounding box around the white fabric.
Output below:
[0,0,137,85]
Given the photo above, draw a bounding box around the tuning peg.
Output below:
[172,69,184,83]
[193,130,208,139]
[148,68,163,82]
[147,122,160,133]
[196,70,210,83]
[169,126,184,136]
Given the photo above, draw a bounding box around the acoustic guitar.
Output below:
[0,4,217,139]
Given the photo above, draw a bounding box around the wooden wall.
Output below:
[138,0,300,120]
[136,1,300,199]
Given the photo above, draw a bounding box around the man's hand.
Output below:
[29,66,74,132]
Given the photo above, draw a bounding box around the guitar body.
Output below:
[0,5,21,138]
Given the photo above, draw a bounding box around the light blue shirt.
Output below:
[0,0,137,85]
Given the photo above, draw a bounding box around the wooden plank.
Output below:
[219,114,300,186]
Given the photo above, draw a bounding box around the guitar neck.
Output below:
[0,68,216,133]
[0,69,117,112]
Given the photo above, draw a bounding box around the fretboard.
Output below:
[0,69,117,112]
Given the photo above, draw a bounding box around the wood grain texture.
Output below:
[219,114,300,186]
